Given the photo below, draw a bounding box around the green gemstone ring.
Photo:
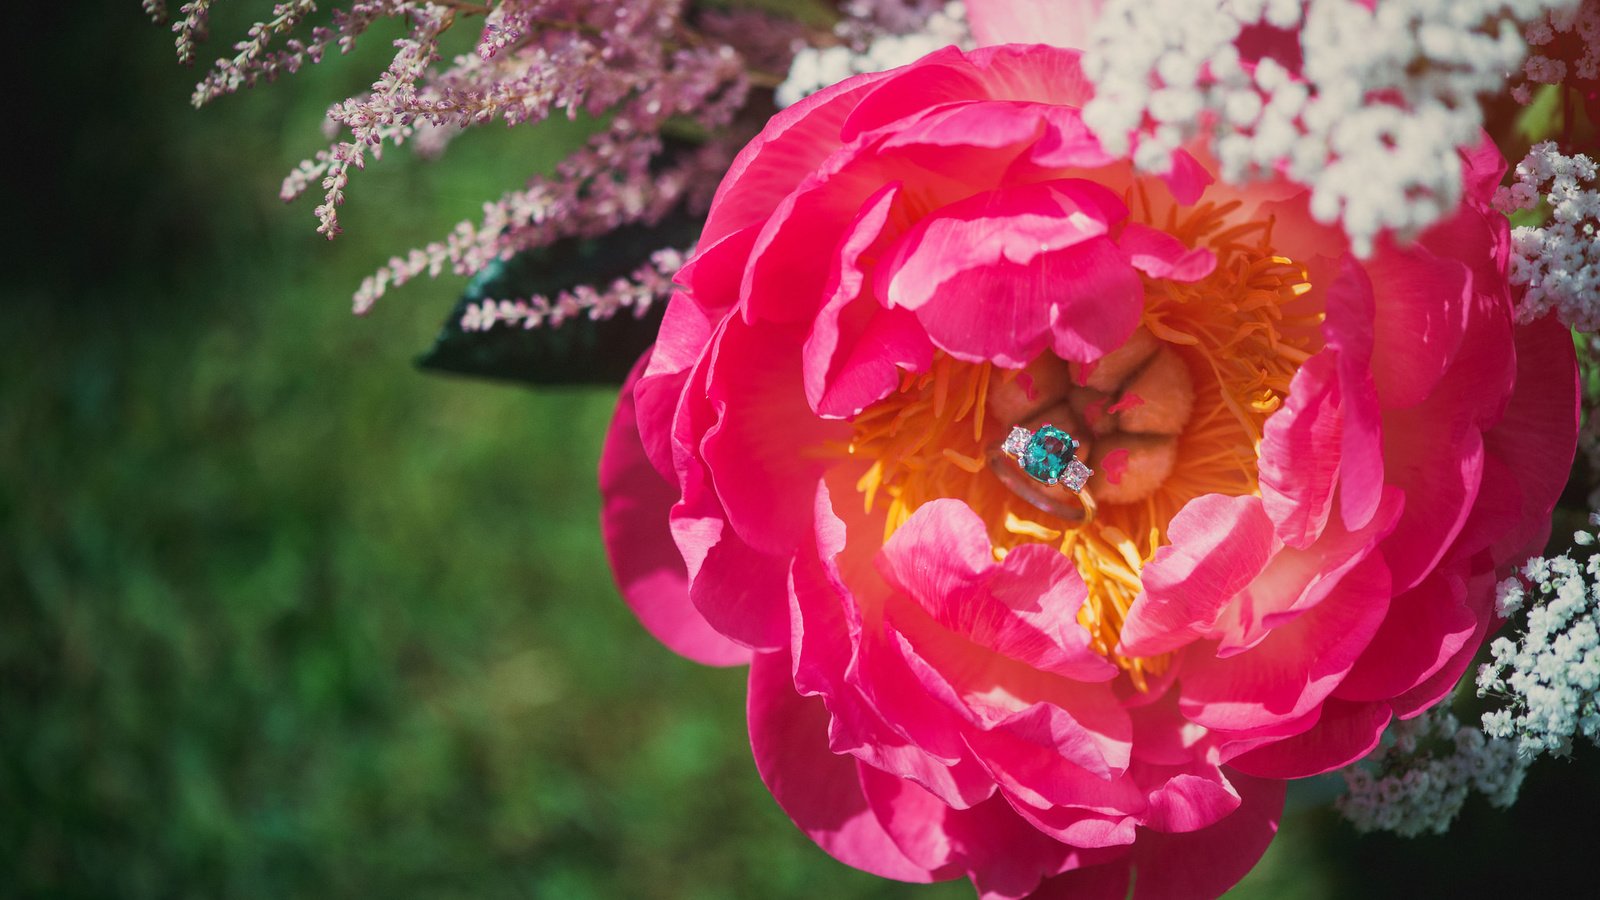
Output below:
[999,424,1093,492]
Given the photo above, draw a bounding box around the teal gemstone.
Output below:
[1022,425,1078,485]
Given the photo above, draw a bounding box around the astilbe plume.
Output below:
[148,0,801,323]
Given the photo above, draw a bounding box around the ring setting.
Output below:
[1000,424,1094,492]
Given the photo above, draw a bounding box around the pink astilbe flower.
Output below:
[158,0,790,314]
[600,45,1578,898]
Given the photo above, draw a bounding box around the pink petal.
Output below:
[671,508,790,651]
[802,182,934,418]
[1177,556,1391,733]
[600,352,750,666]
[1214,488,1402,656]
[1138,767,1241,834]
[1124,773,1285,900]
[1119,222,1217,282]
[743,101,1059,327]
[858,765,1115,900]
[964,725,1144,813]
[1027,861,1132,900]
[1377,379,1490,594]
[699,67,897,248]
[878,500,1116,681]
[635,293,712,478]
[966,44,1098,108]
[1226,698,1391,778]
[748,650,942,882]
[839,50,986,143]
[1389,571,1497,718]
[1481,315,1580,565]
[1119,494,1277,658]
[1364,239,1472,410]
[674,223,760,318]
[1334,569,1475,702]
[793,485,997,808]
[879,179,1141,366]
[889,611,1131,779]
[1322,256,1386,532]
[700,317,853,556]
[1158,149,1214,206]
[1258,352,1341,548]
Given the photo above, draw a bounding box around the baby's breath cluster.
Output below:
[1495,142,1600,330]
[1479,548,1600,759]
[775,0,971,108]
[1337,707,1528,837]
[1080,0,1580,256]
[1512,0,1599,102]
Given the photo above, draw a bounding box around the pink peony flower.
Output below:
[599,45,1578,899]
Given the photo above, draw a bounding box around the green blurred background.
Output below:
[4,5,1596,899]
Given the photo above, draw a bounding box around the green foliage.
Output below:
[418,208,697,387]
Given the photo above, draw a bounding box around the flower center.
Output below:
[846,201,1317,688]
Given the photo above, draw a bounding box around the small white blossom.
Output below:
[1496,142,1600,331]
[1337,706,1528,837]
[1478,551,1600,759]
[1080,0,1581,256]
[775,1,971,108]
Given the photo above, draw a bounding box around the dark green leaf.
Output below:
[417,207,702,387]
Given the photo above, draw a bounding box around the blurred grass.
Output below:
[3,4,1594,900]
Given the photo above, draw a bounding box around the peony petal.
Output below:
[879,500,1116,681]
[672,508,790,651]
[1258,352,1342,548]
[1125,772,1285,900]
[802,181,934,418]
[1388,571,1497,718]
[1177,556,1391,733]
[1226,698,1391,778]
[966,44,1099,108]
[1119,222,1217,282]
[600,351,750,665]
[1159,149,1214,206]
[1216,488,1402,655]
[1334,569,1475,703]
[1322,256,1386,532]
[674,223,761,318]
[889,612,1132,779]
[700,67,897,248]
[880,180,1141,366]
[1138,768,1241,835]
[636,293,713,478]
[1027,860,1132,900]
[745,101,1066,327]
[792,484,997,808]
[748,651,942,883]
[1119,494,1277,657]
[1481,315,1580,565]
[1363,238,1472,410]
[700,318,853,556]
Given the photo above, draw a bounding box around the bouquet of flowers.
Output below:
[151,0,1599,896]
